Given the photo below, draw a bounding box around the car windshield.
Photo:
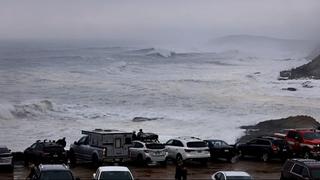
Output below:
[100,171,133,180]
[303,132,320,140]
[187,141,207,148]
[146,144,165,149]
[226,176,252,180]
[311,169,320,179]
[0,148,9,153]
[40,171,73,180]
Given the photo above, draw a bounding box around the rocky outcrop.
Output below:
[279,55,320,79]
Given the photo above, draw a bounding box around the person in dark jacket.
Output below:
[56,137,66,148]
[175,160,187,180]
[132,131,137,140]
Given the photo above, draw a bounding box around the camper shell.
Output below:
[81,129,133,162]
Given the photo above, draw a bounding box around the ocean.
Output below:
[1,39,320,151]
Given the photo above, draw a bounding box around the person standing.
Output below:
[175,160,187,180]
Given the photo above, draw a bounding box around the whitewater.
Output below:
[1,39,320,151]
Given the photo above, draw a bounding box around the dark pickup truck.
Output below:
[204,139,238,163]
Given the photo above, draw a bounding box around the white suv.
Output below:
[92,166,134,180]
[165,136,210,164]
[129,140,168,165]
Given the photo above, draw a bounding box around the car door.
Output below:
[242,139,258,155]
[130,142,144,159]
[165,140,175,158]
[213,141,223,157]
[74,136,91,160]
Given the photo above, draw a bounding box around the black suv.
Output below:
[236,136,290,162]
[26,164,79,180]
[24,140,67,166]
[281,159,320,180]
[204,139,238,163]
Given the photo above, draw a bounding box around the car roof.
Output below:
[220,171,251,176]
[132,140,161,145]
[98,166,131,172]
[82,129,131,135]
[39,164,69,171]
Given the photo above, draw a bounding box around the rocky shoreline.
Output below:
[238,115,320,143]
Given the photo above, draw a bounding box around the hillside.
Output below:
[280,54,320,79]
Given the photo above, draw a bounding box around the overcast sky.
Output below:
[0,0,319,43]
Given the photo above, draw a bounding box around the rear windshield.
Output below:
[43,146,64,152]
[311,169,320,179]
[40,171,73,180]
[187,141,207,148]
[146,144,165,149]
[273,140,286,145]
[303,132,320,140]
[0,148,9,154]
[100,171,133,180]
[226,176,252,180]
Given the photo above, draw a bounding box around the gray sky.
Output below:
[0,0,319,42]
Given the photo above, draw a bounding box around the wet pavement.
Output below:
[0,159,282,180]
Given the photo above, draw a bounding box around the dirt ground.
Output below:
[0,159,282,180]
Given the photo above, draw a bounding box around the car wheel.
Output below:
[92,154,100,168]
[69,150,77,166]
[261,152,269,162]
[137,154,145,166]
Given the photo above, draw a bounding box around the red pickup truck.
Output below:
[284,129,320,159]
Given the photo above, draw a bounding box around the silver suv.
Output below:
[129,140,168,165]
[165,136,210,164]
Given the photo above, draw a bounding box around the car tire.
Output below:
[69,150,77,166]
[261,152,269,162]
[92,154,100,168]
[137,154,145,166]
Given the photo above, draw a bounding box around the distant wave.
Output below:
[127,48,176,58]
[0,100,55,120]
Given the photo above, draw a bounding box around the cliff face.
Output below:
[280,55,320,79]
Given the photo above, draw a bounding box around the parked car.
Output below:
[236,136,290,162]
[92,166,134,180]
[211,171,253,180]
[204,139,238,163]
[69,129,133,166]
[285,129,320,159]
[281,158,320,180]
[129,140,168,165]
[26,164,79,180]
[165,136,210,164]
[24,140,67,166]
[0,145,13,171]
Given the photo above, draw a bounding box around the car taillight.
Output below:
[272,145,279,152]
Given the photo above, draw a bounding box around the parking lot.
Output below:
[0,160,282,180]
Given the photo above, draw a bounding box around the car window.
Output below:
[302,167,310,178]
[39,171,73,180]
[292,164,304,175]
[174,140,184,147]
[248,139,258,144]
[256,140,270,145]
[30,143,37,149]
[36,143,44,150]
[78,136,88,145]
[146,144,165,149]
[303,132,320,140]
[214,141,222,148]
[115,138,122,148]
[166,140,174,145]
[221,141,228,146]
[187,141,207,148]
[0,147,9,153]
[283,160,295,171]
[133,142,144,148]
[100,171,133,180]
